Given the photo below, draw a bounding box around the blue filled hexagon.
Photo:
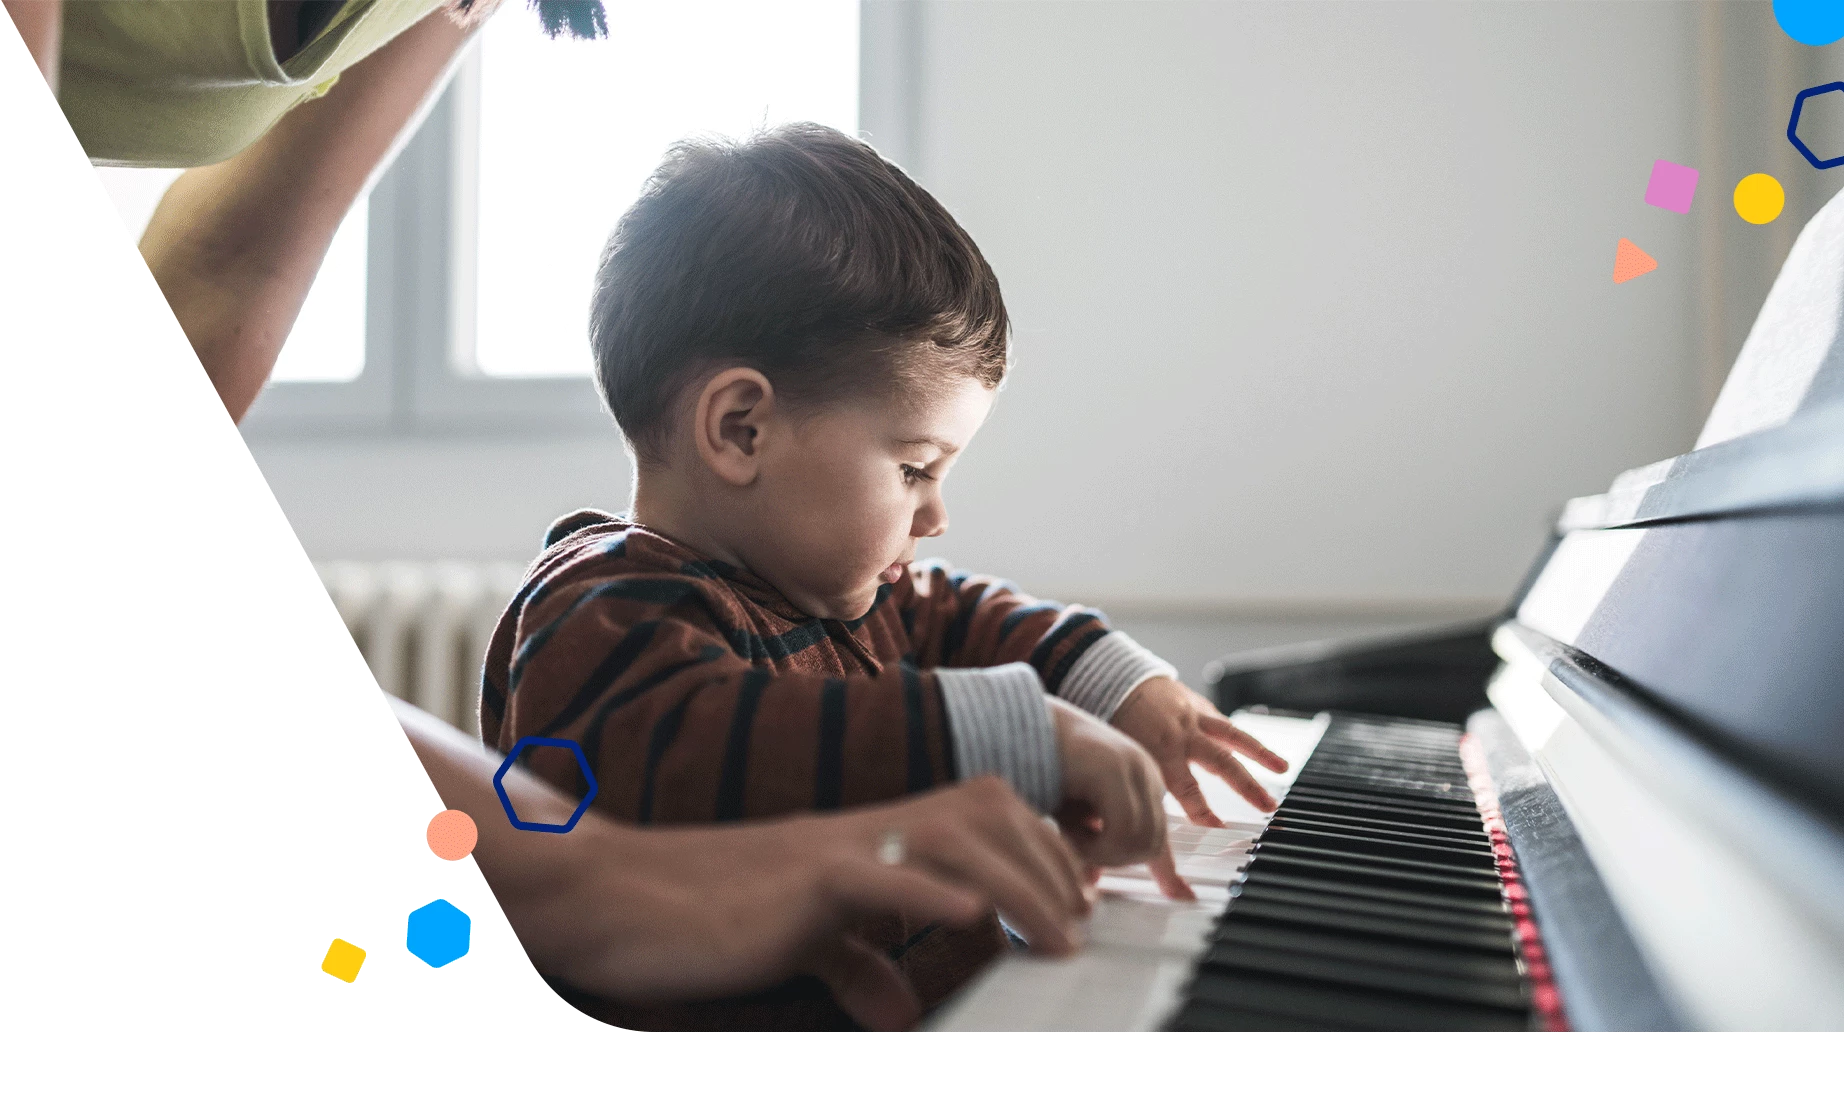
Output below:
[406,898,471,968]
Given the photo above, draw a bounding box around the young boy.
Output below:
[481,123,1287,1030]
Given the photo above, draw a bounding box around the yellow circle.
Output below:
[1733,173,1786,225]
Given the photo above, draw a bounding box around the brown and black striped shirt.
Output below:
[479,509,1174,1027]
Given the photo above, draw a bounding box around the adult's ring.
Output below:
[878,829,906,866]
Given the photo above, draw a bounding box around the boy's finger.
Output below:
[1078,769,1150,866]
[1194,745,1279,812]
[1148,845,1196,901]
[1199,715,1290,772]
[1134,754,1169,853]
[1164,762,1225,829]
[1027,815,1094,914]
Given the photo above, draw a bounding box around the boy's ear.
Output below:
[693,366,775,486]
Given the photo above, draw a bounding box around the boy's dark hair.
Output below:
[589,123,1010,464]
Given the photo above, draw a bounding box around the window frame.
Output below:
[241,1,912,440]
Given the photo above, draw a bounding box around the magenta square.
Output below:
[1644,159,1700,214]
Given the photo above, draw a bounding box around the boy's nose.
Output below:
[915,499,949,538]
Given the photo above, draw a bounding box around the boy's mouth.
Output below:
[879,561,906,585]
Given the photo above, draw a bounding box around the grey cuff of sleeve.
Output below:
[1055,630,1179,723]
[936,662,1062,814]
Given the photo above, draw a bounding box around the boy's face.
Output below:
[751,374,995,621]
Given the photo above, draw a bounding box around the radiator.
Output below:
[316,560,529,735]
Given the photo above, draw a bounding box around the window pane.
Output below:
[94,166,367,385]
[469,0,860,378]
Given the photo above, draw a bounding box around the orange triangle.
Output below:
[1613,237,1658,284]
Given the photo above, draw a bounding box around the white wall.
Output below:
[240,2,1817,660]
[901,0,1706,609]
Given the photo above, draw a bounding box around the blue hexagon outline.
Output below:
[406,897,471,968]
[492,736,599,833]
[1788,81,1844,170]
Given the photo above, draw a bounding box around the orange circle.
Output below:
[426,809,478,861]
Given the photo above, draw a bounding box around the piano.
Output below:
[932,185,1844,1031]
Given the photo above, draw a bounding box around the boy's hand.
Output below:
[1048,695,1195,901]
[1111,676,1290,825]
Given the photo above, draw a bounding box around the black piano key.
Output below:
[1255,835,1498,874]
[1273,806,1495,846]
[1284,784,1469,805]
[1275,805,1485,837]
[1291,773,1476,806]
[1259,823,1499,867]
[1324,743,1461,760]
[1213,919,1525,985]
[1185,967,1530,1032]
[1253,844,1506,893]
[1280,788,1486,828]
[1162,999,1334,1032]
[1294,754,1456,773]
[1237,870,1512,920]
[1226,890,1518,954]
[1310,753,1455,770]
[1306,755,1465,778]
[1199,939,1530,1011]
[1253,851,1512,903]
[1232,876,1515,929]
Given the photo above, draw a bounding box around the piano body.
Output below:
[932,187,1844,1032]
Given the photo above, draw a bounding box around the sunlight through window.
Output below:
[464,1,859,378]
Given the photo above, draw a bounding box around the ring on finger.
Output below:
[877,829,906,866]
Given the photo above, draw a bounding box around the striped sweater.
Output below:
[479,509,1175,1028]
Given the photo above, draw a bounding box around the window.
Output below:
[220,0,873,435]
[463,1,860,379]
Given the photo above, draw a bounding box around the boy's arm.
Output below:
[487,576,1064,820]
[895,562,1287,827]
[896,561,1177,724]
[488,573,1178,879]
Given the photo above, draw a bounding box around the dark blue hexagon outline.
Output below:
[492,736,599,833]
[1788,82,1844,170]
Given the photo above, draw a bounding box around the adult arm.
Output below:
[3,0,60,88]
[393,696,1089,1030]
[138,6,475,422]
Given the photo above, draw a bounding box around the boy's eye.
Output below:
[901,464,936,486]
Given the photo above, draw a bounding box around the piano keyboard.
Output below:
[928,711,1319,1029]
[1165,716,1536,1031]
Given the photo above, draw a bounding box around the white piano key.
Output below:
[922,943,1200,1032]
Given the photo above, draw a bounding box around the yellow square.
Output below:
[321,938,366,983]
